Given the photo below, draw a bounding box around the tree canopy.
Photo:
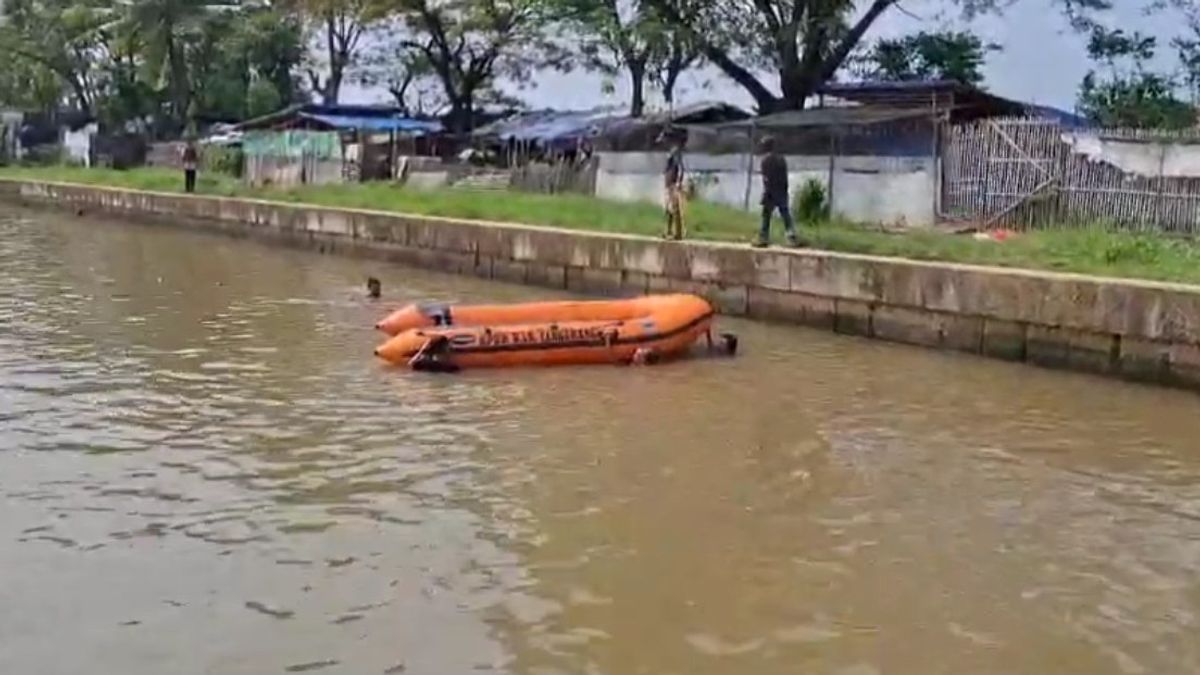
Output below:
[852,30,999,87]
[0,0,1186,133]
[1077,26,1196,129]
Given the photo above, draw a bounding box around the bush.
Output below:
[202,145,243,178]
[794,178,829,223]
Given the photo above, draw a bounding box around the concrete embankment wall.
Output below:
[4,178,1200,391]
[595,152,936,227]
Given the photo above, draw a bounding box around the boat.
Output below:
[377,296,699,336]
[373,294,731,371]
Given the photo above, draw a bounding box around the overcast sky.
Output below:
[344,0,1188,113]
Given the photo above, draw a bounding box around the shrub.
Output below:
[202,145,243,178]
[794,178,829,223]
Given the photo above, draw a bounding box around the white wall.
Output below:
[62,123,98,167]
[1064,132,1200,178]
[0,111,22,160]
[595,152,937,227]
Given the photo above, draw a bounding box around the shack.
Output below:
[471,108,623,166]
[235,104,441,187]
[593,81,1087,228]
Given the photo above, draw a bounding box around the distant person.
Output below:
[754,137,800,248]
[662,130,687,241]
[181,140,199,194]
[366,277,382,300]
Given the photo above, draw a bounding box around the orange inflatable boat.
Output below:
[374,294,730,371]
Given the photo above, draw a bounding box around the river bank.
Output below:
[7,166,1200,284]
[3,175,1200,391]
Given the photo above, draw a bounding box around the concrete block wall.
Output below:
[595,152,936,227]
[5,177,1200,391]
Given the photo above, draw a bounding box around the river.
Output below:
[1,207,1199,675]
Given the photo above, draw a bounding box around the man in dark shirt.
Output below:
[662,131,686,240]
[181,140,199,194]
[754,136,800,247]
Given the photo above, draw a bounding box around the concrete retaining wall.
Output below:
[596,152,936,227]
[4,178,1200,391]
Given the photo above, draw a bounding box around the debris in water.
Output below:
[244,600,295,620]
[285,660,339,672]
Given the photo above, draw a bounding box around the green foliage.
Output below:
[553,0,700,116]
[640,0,1042,111]
[201,145,243,177]
[1078,73,1195,129]
[854,30,999,86]
[793,179,829,224]
[0,58,63,114]
[0,1,302,135]
[0,0,1163,137]
[391,0,569,131]
[1078,26,1195,129]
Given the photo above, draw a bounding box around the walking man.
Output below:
[181,139,199,194]
[662,130,686,240]
[754,136,800,248]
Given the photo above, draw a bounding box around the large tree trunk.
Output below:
[66,74,93,117]
[323,66,343,104]
[446,91,475,134]
[168,37,190,129]
[662,65,680,108]
[323,15,343,104]
[628,59,647,117]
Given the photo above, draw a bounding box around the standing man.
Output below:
[662,130,687,241]
[754,136,800,248]
[181,139,199,194]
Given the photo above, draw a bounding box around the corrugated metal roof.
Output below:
[818,80,1027,118]
[473,102,749,144]
[235,104,441,133]
[473,108,623,143]
[298,113,441,133]
[720,107,935,129]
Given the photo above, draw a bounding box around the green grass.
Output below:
[5,165,1200,285]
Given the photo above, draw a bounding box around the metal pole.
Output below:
[1154,142,1167,232]
[827,130,837,214]
[931,97,942,220]
[743,121,757,211]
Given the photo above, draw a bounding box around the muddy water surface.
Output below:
[1,208,1199,675]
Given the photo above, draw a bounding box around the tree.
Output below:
[0,57,64,114]
[188,8,305,121]
[556,0,700,116]
[115,0,259,133]
[852,30,998,86]
[283,0,391,104]
[1077,26,1195,129]
[643,0,1119,112]
[649,27,700,109]
[392,0,564,131]
[358,33,445,115]
[0,0,113,115]
[0,0,308,135]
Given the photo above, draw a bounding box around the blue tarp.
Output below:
[298,113,442,134]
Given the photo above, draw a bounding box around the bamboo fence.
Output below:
[941,117,1200,233]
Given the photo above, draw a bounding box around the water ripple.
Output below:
[3,209,1200,675]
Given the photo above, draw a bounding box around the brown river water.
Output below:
[2,207,1199,675]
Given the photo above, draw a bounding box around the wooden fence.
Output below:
[941,118,1200,233]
